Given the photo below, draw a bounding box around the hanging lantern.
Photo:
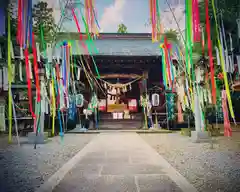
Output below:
[151,93,160,106]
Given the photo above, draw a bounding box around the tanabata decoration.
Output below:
[9,0,102,145]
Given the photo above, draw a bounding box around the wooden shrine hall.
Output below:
[56,33,167,129]
[55,33,167,129]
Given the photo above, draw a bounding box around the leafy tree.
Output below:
[8,0,17,37]
[32,1,56,49]
[117,23,127,33]
[198,0,240,53]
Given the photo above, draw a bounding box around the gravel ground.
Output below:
[0,134,97,192]
[140,132,240,192]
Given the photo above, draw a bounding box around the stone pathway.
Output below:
[37,133,197,192]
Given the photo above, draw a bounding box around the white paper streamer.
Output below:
[228,56,234,73]
[77,67,81,80]
[29,60,33,79]
[215,47,220,66]
[20,47,24,60]
[237,19,240,38]
[10,41,14,59]
[19,61,23,81]
[59,83,65,109]
[36,42,40,62]
[12,63,15,82]
[229,33,233,51]
[237,55,240,74]
[225,50,230,72]
[47,43,53,63]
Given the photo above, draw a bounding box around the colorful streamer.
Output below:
[205,0,216,104]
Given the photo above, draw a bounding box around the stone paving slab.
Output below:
[136,175,182,192]
[53,175,137,192]
[101,164,166,175]
[39,133,197,192]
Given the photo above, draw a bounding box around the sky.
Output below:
[36,0,186,33]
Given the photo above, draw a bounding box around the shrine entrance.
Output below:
[75,54,163,130]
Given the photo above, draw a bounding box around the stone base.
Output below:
[27,132,48,144]
[191,131,210,143]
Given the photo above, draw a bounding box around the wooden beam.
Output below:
[98,74,142,79]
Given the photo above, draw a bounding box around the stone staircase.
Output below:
[97,113,142,130]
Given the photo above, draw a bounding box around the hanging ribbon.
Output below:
[205,0,216,104]
[8,12,12,143]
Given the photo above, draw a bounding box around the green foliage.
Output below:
[8,0,17,37]
[32,1,56,49]
[198,0,240,52]
[117,23,127,33]
[163,29,179,43]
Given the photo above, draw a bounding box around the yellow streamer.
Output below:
[51,78,56,136]
[8,12,12,143]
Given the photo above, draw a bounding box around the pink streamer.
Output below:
[177,100,184,123]
[192,0,201,42]
[222,90,232,137]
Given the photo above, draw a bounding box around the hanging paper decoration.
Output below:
[166,93,176,120]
